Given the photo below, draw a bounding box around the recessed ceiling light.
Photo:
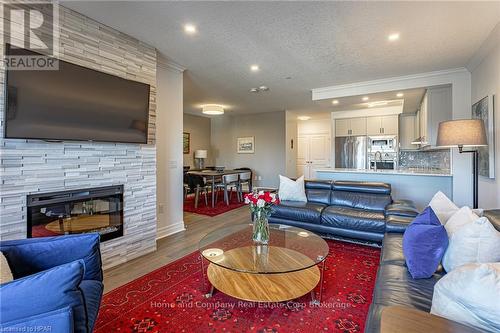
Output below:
[396,92,404,97]
[250,88,259,93]
[297,116,311,121]
[250,65,260,72]
[332,100,339,105]
[362,96,369,101]
[202,104,224,115]
[184,24,197,34]
[388,33,400,41]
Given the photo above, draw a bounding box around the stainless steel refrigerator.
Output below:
[335,136,367,169]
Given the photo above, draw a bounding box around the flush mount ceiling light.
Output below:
[297,116,311,121]
[184,24,197,34]
[250,88,259,93]
[362,96,369,101]
[332,100,339,105]
[202,104,224,115]
[388,32,400,41]
[250,64,260,72]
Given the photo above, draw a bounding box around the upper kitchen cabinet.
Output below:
[366,115,399,136]
[399,113,418,150]
[335,117,366,137]
[416,86,452,147]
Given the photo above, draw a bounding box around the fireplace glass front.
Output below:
[27,186,124,242]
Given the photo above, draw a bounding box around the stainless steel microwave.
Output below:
[368,136,397,152]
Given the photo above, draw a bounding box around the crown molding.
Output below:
[157,52,185,73]
[312,67,469,101]
[466,22,500,72]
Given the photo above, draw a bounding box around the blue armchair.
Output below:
[0,234,104,333]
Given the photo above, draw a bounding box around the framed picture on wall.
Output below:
[237,136,255,154]
[183,132,190,154]
[472,95,495,179]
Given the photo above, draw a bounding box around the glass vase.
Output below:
[252,210,270,245]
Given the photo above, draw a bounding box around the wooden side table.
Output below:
[381,306,481,333]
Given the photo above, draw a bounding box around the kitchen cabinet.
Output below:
[335,117,366,137]
[399,114,417,150]
[297,134,330,179]
[416,86,452,147]
[366,115,399,136]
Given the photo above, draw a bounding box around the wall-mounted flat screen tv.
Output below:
[4,45,150,143]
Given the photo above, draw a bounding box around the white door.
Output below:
[296,136,310,178]
[297,135,330,179]
[381,115,399,135]
[366,116,382,136]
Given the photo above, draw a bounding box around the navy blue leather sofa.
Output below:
[269,180,418,244]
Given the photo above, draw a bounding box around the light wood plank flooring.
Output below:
[102,206,250,293]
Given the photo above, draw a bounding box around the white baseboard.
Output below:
[156,221,185,240]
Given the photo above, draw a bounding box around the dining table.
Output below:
[187,169,242,208]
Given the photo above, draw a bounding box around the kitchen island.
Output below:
[315,168,452,210]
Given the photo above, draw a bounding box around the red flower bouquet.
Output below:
[244,191,280,244]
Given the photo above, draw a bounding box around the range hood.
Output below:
[411,137,430,148]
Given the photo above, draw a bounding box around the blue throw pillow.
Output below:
[0,260,87,333]
[403,206,449,279]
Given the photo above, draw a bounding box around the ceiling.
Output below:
[63,1,500,117]
[316,87,427,113]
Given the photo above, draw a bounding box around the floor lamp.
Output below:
[436,119,487,209]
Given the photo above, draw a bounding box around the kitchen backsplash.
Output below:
[399,149,451,171]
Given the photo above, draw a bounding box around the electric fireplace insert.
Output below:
[27,185,124,242]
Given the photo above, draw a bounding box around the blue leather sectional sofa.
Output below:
[269,180,418,243]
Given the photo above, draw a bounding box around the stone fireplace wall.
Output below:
[0,5,157,269]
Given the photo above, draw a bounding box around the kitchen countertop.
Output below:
[315,168,452,177]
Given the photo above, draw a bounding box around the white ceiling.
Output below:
[63,1,500,117]
[316,87,427,114]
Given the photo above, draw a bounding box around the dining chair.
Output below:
[237,171,252,201]
[186,174,210,209]
[215,173,240,206]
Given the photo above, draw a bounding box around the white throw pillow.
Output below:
[278,175,307,202]
[445,206,479,237]
[431,263,500,332]
[442,217,500,272]
[0,251,13,284]
[429,191,459,224]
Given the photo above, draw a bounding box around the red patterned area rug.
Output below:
[95,240,380,333]
[183,192,246,217]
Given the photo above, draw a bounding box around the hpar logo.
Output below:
[1,1,59,70]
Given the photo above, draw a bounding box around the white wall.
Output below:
[285,111,298,178]
[470,23,500,209]
[156,56,185,239]
[211,111,286,187]
[183,114,212,168]
[297,116,332,136]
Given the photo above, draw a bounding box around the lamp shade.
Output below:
[194,150,208,159]
[436,119,487,148]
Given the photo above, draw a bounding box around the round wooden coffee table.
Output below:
[199,224,329,303]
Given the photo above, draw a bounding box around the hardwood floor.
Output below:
[102,206,250,293]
